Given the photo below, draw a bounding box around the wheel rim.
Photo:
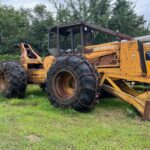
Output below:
[0,73,6,92]
[53,70,77,100]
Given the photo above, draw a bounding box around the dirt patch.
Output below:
[27,135,42,143]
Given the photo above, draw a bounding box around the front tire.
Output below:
[46,55,97,112]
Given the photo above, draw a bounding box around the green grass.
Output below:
[0,54,20,61]
[0,85,150,150]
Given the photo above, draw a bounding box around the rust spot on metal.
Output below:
[53,70,77,100]
[89,53,118,66]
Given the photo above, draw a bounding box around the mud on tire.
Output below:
[0,61,27,98]
[46,55,97,112]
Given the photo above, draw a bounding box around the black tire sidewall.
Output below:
[48,65,81,106]
[0,61,27,98]
[47,55,97,111]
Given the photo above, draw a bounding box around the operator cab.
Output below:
[48,22,132,57]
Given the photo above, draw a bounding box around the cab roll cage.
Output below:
[48,22,132,57]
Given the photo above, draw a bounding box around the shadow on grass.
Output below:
[96,97,138,118]
[26,85,47,98]
[97,97,132,109]
[8,99,39,107]
[0,95,7,102]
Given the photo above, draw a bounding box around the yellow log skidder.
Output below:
[0,22,150,120]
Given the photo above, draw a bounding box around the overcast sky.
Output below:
[1,0,150,22]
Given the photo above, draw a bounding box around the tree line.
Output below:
[0,0,150,56]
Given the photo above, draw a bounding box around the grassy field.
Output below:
[0,85,150,150]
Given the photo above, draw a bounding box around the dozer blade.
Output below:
[143,101,150,120]
[101,76,150,120]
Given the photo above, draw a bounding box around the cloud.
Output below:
[135,0,150,22]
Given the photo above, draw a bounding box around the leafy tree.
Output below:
[0,4,54,55]
[56,5,71,23]
[89,0,111,26]
[50,0,111,25]
[27,4,54,55]
[0,0,149,56]
[0,5,30,54]
[108,0,146,37]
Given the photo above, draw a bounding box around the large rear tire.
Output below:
[0,61,27,98]
[46,55,97,112]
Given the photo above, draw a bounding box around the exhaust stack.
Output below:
[135,35,150,43]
